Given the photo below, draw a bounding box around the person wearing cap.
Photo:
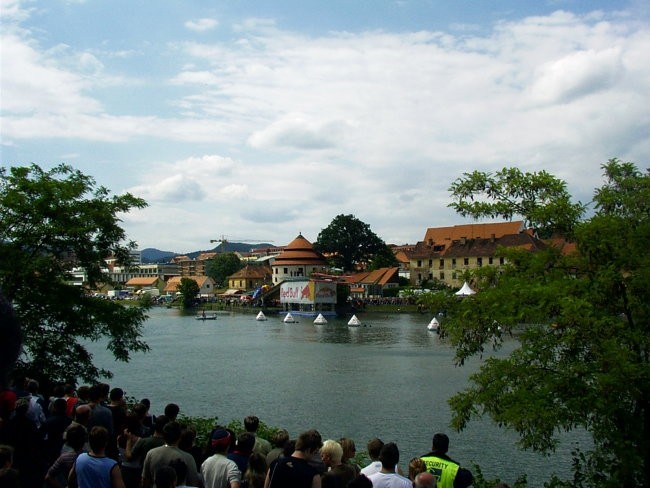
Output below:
[420,433,472,488]
[367,442,411,488]
[141,421,201,487]
[201,428,241,488]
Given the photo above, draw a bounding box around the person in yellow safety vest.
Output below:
[420,433,473,488]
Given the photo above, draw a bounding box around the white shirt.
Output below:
[368,471,412,488]
[360,461,382,477]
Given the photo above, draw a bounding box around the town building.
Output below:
[408,221,546,287]
[343,267,400,299]
[271,234,328,284]
[227,265,272,291]
[163,275,217,297]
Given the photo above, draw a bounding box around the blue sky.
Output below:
[2,0,649,252]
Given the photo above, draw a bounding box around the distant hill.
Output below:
[140,243,274,263]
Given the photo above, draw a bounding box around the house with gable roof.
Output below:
[227,265,272,291]
[343,267,400,299]
[408,221,546,287]
[163,275,217,297]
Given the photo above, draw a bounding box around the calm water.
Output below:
[88,307,584,486]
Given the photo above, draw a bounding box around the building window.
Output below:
[417,260,422,267]
[463,257,469,266]
[439,271,444,280]
[428,259,433,267]
[488,257,493,265]
[500,257,505,265]
[452,272,457,280]
[439,259,444,269]
[284,268,288,274]
[452,258,456,269]
[477,257,482,267]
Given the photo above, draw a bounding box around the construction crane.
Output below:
[209,235,274,253]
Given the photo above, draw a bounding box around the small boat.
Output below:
[283,312,297,323]
[313,313,328,325]
[347,314,361,327]
[427,317,440,332]
[256,311,267,321]
[196,312,217,320]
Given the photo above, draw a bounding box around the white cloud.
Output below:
[185,18,219,32]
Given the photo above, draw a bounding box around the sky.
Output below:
[2,0,649,253]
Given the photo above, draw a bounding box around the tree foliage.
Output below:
[367,244,399,270]
[423,159,650,487]
[315,214,388,271]
[0,164,149,389]
[206,252,242,287]
[177,277,200,308]
[448,167,586,238]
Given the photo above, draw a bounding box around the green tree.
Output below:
[367,244,399,270]
[0,164,149,389]
[206,252,242,287]
[315,214,388,271]
[423,160,649,487]
[177,277,200,308]
[448,167,585,238]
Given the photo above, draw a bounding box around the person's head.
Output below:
[154,414,170,435]
[320,439,343,467]
[52,383,65,398]
[88,384,102,403]
[236,432,256,455]
[494,484,510,488]
[66,424,88,451]
[367,438,384,461]
[98,383,110,399]
[210,428,232,454]
[0,444,14,468]
[408,457,427,481]
[295,429,322,456]
[272,429,289,448]
[179,425,197,452]
[88,426,109,454]
[163,421,183,445]
[244,415,260,433]
[339,437,356,463]
[76,385,90,402]
[74,404,91,425]
[140,398,151,411]
[283,439,296,457]
[431,433,449,454]
[14,398,29,417]
[164,403,180,420]
[132,402,147,420]
[347,474,373,488]
[124,412,142,435]
[109,387,124,403]
[378,442,399,470]
[414,472,437,488]
[64,383,76,397]
[155,465,177,488]
[27,379,39,394]
[246,452,267,474]
[169,458,188,485]
[52,397,67,416]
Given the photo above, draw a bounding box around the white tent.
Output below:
[455,281,476,296]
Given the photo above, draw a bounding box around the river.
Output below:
[87,307,585,486]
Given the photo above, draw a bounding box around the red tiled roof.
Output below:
[125,277,159,286]
[273,234,328,267]
[423,221,524,245]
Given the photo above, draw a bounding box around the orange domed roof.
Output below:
[273,234,327,266]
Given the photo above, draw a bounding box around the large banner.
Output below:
[280,280,337,304]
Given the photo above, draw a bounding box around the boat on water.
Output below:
[427,316,440,332]
[195,312,217,320]
[347,314,361,327]
[313,313,327,325]
[256,311,267,321]
[283,312,297,323]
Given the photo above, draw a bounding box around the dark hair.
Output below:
[0,444,14,465]
[141,398,151,409]
[164,403,180,419]
[154,414,170,434]
[66,424,88,451]
[283,439,296,457]
[244,415,260,432]
[169,458,188,484]
[163,421,182,444]
[379,442,399,469]
[431,433,449,454]
[88,384,102,402]
[155,465,177,488]
[236,432,256,454]
[295,429,322,453]
[89,426,109,453]
[179,426,197,452]
[52,397,67,415]
[132,402,147,419]
[367,438,384,459]
[348,474,373,488]
[109,387,124,402]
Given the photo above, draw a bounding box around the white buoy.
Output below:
[313,313,327,324]
[256,311,267,321]
[427,317,440,332]
[347,314,361,327]
[283,312,296,323]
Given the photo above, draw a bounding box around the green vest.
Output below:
[420,455,460,488]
